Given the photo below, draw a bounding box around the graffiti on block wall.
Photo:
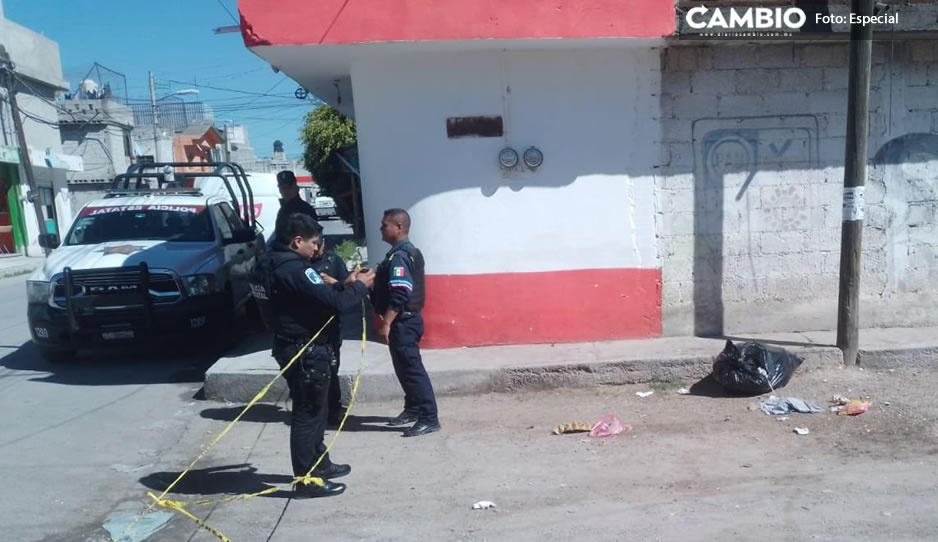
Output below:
[691,115,820,233]
[694,115,820,197]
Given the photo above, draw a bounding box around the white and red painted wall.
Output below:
[352,47,663,347]
[239,0,675,348]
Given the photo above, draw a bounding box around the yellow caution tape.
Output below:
[120,265,372,542]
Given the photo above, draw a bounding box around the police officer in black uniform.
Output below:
[373,208,440,437]
[275,170,317,239]
[310,234,351,426]
[252,213,375,498]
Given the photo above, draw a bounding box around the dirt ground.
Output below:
[131,363,938,542]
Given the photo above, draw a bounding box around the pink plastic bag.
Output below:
[589,414,632,438]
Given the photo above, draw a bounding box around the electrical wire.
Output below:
[166,79,299,98]
[216,0,240,24]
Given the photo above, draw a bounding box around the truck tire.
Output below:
[38,345,76,363]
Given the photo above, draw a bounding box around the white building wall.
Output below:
[350,46,661,275]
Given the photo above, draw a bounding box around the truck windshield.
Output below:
[66,205,214,245]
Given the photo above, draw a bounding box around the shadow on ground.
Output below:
[719,334,836,349]
[0,323,269,387]
[689,375,737,398]
[198,406,404,433]
[139,464,293,499]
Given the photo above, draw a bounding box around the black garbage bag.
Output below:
[711,340,802,395]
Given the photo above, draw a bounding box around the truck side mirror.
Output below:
[225,228,256,245]
[38,233,60,249]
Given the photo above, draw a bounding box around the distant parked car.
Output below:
[312,190,338,219]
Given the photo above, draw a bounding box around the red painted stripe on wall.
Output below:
[239,0,675,47]
[420,268,662,349]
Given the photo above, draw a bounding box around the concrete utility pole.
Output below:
[149,71,160,161]
[837,0,874,365]
[0,45,50,255]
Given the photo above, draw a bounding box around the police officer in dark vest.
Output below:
[373,208,440,437]
[252,213,375,498]
[310,233,351,426]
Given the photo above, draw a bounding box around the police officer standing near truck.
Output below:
[373,209,440,437]
[252,213,374,498]
[275,170,317,240]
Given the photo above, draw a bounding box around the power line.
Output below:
[166,79,298,98]
[216,0,240,24]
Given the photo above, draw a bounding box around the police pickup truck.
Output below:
[26,162,263,362]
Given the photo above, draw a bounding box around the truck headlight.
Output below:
[182,275,215,297]
[26,281,51,304]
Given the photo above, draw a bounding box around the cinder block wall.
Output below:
[657,41,938,337]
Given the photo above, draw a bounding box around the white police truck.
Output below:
[26,162,264,361]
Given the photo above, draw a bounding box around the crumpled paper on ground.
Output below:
[761,396,823,416]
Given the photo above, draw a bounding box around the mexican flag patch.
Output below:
[392,267,405,277]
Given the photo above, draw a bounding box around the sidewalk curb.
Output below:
[0,262,42,280]
[859,346,938,369]
[206,345,871,404]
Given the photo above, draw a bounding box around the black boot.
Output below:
[314,462,351,479]
[294,479,346,499]
[403,420,441,437]
[387,409,418,426]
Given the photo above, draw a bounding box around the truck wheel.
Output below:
[38,345,76,363]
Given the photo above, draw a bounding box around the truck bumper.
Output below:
[27,294,227,350]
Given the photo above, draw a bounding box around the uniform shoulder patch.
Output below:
[305,267,324,285]
[392,266,406,277]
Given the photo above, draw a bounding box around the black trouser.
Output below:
[273,339,336,478]
[327,334,343,421]
[388,313,438,423]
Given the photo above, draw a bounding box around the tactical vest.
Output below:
[249,256,279,332]
[375,242,425,313]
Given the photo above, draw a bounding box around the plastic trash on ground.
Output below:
[472,501,497,510]
[552,422,592,435]
[761,396,823,415]
[834,400,872,416]
[711,340,802,395]
[589,414,631,438]
[103,511,174,542]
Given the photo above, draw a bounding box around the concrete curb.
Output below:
[859,346,938,369]
[205,345,857,404]
[0,261,42,280]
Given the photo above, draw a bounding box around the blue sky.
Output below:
[4,0,314,159]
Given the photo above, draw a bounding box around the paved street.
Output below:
[0,274,229,541]
[2,264,938,541]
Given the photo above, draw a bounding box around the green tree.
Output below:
[300,105,362,235]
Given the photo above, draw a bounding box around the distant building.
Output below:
[130,100,214,132]
[58,94,135,213]
[0,0,82,255]
[172,123,225,171]
[58,95,135,182]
